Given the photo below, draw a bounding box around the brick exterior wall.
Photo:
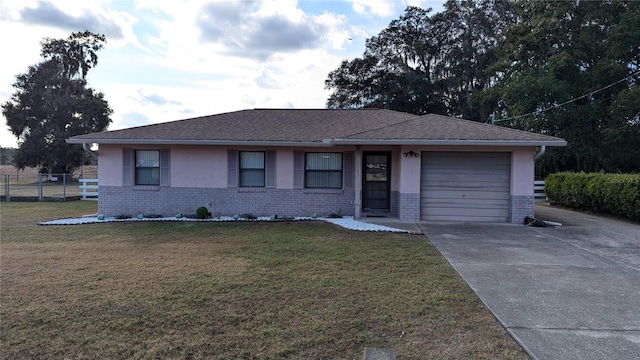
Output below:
[98,186,355,218]
[97,188,529,223]
[398,192,420,221]
[390,191,399,217]
[510,195,534,224]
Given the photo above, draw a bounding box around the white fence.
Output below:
[79,179,98,200]
[4,176,542,203]
[534,180,546,202]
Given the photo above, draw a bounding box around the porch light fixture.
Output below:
[403,150,419,158]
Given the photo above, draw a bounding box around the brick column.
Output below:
[510,195,534,224]
[398,193,420,221]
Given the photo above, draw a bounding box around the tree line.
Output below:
[326,0,640,176]
[2,31,111,174]
[3,2,638,177]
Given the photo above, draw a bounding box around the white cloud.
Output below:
[0,0,446,148]
[407,0,446,13]
[91,0,355,131]
[348,0,396,17]
[347,0,445,17]
[255,68,282,90]
[193,1,343,61]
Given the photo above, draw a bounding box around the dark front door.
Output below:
[362,152,391,212]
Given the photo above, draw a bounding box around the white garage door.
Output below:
[420,152,511,222]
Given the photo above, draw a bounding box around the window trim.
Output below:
[304,152,343,189]
[239,151,266,187]
[135,149,161,186]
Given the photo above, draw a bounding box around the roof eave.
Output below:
[328,139,568,147]
[66,138,334,147]
[66,138,568,147]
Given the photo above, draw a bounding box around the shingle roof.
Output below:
[67,109,566,147]
[336,113,565,143]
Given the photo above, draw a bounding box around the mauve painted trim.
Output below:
[67,138,567,147]
[66,139,334,147]
[329,139,567,147]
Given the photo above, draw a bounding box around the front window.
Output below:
[135,150,160,185]
[305,153,342,188]
[240,151,265,187]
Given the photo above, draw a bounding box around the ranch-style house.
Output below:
[67,109,566,223]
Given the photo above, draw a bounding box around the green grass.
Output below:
[0,202,528,359]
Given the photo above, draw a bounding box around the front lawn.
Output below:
[0,202,528,359]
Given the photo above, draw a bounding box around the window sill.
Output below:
[238,187,267,193]
[303,188,344,194]
[134,185,161,191]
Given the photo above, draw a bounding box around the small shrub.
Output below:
[327,210,343,218]
[240,213,257,220]
[196,207,211,219]
[145,214,163,219]
[115,214,132,220]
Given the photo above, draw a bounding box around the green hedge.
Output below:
[545,172,640,222]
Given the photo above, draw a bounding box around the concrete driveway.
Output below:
[420,204,640,360]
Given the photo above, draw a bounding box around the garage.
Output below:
[420,152,511,222]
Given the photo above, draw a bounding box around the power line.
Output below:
[491,69,640,124]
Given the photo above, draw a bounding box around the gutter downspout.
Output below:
[534,145,546,161]
[534,145,547,203]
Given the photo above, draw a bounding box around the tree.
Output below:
[471,1,640,175]
[2,31,112,174]
[0,147,16,165]
[601,86,640,171]
[325,1,517,118]
[326,6,440,114]
[41,30,106,80]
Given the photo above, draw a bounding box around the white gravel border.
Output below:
[38,215,410,233]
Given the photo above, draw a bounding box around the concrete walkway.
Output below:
[420,205,640,360]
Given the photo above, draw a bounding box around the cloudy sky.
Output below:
[0,0,445,148]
